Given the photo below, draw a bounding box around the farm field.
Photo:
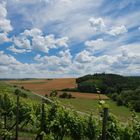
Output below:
[8,78,76,91]
[8,78,108,100]
[7,78,140,122]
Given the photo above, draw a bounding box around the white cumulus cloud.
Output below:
[0,33,11,43]
[0,1,12,44]
[0,2,12,32]
[0,51,20,66]
[89,17,106,31]
[85,38,105,52]
[75,50,93,63]
[9,28,69,53]
[7,45,31,54]
[107,25,127,36]
[89,17,128,36]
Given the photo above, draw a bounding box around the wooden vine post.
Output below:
[15,92,19,140]
[36,99,45,140]
[41,99,45,138]
[101,107,108,140]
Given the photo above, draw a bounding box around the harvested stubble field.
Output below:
[9,78,76,90]
[8,78,108,100]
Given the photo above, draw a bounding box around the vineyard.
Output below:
[0,82,140,140]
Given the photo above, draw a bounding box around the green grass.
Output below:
[59,98,140,122]
[0,82,15,94]
[19,131,36,139]
[19,132,74,140]
[0,82,41,101]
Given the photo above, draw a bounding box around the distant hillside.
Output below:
[76,73,140,93]
[76,73,140,112]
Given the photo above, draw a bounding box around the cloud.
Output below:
[7,0,103,42]
[7,45,31,54]
[73,53,115,75]
[0,0,140,78]
[10,28,69,53]
[107,25,127,36]
[35,49,72,67]
[58,49,72,66]
[0,47,140,78]
[0,1,12,44]
[0,51,19,65]
[111,51,140,75]
[85,38,105,52]
[74,50,140,76]
[74,50,94,63]
[33,49,73,76]
[22,28,42,37]
[0,33,11,44]
[0,51,44,78]
[0,2,12,33]
[89,17,106,31]
[105,43,140,56]
[89,17,128,36]
[13,36,31,50]
[56,37,69,48]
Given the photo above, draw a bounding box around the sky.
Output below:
[0,0,140,78]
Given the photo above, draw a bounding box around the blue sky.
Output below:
[0,0,140,78]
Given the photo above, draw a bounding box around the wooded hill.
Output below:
[76,73,140,112]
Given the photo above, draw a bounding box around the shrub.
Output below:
[61,88,78,92]
[111,93,118,101]
[50,90,58,97]
[59,92,73,99]
[45,94,48,98]
[116,96,123,106]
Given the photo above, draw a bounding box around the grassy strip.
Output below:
[59,98,140,122]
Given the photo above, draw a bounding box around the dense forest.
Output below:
[76,73,140,112]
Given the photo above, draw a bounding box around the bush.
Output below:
[61,88,78,92]
[45,94,48,98]
[130,100,140,112]
[59,92,73,99]
[50,90,58,97]
[111,93,118,101]
[116,96,123,106]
